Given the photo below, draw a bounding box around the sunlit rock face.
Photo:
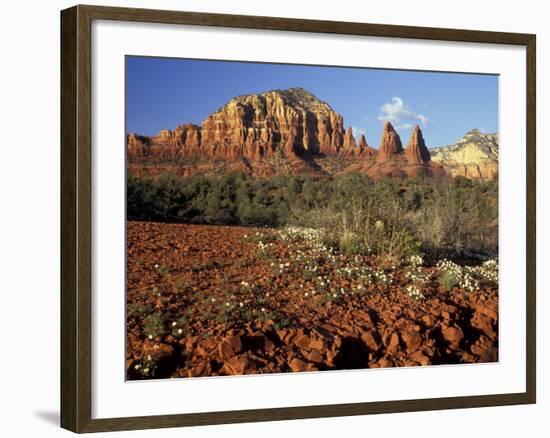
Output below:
[430,129,499,179]
[200,87,347,159]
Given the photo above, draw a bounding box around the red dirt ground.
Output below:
[126,221,498,380]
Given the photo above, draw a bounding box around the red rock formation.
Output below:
[174,124,202,155]
[128,125,203,159]
[200,87,344,160]
[377,121,403,162]
[405,125,431,164]
[126,88,452,179]
[358,134,375,157]
[127,88,347,163]
[341,130,375,158]
[127,133,148,158]
[357,134,367,152]
[342,127,357,156]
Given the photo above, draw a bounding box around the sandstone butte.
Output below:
[430,129,499,179]
[127,87,497,180]
[377,121,404,162]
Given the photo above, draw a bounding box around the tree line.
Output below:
[127,172,498,259]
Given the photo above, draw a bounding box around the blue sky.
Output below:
[126,56,498,148]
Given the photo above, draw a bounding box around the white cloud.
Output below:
[417,114,429,125]
[378,97,429,129]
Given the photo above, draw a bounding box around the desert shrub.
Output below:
[170,316,189,338]
[243,231,277,244]
[291,205,420,263]
[378,226,421,263]
[202,185,235,223]
[154,263,171,275]
[288,183,421,261]
[409,178,498,258]
[338,230,365,255]
[435,259,481,291]
[131,357,159,379]
[127,303,153,321]
[363,218,421,263]
[406,284,425,300]
[471,259,499,286]
[143,313,166,339]
[438,270,460,290]
[256,242,273,259]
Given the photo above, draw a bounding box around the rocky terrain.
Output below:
[430,129,498,179]
[126,221,499,380]
[127,87,461,179]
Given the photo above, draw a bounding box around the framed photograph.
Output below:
[60,4,536,433]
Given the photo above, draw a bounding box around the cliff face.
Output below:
[205,87,346,159]
[128,87,347,162]
[430,129,498,179]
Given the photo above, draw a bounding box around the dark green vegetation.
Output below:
[127,173,498,262]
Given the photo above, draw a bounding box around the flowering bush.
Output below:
[132,355,158,378]
[436,259,462,290]
[405,267,430,286]
[409,254,424,267]
[372,268,393,286]
[279,226,325,244]
[435,258,496,292]
[468,259,498,286]
[406,284,425,300]
[459,270,479,293]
